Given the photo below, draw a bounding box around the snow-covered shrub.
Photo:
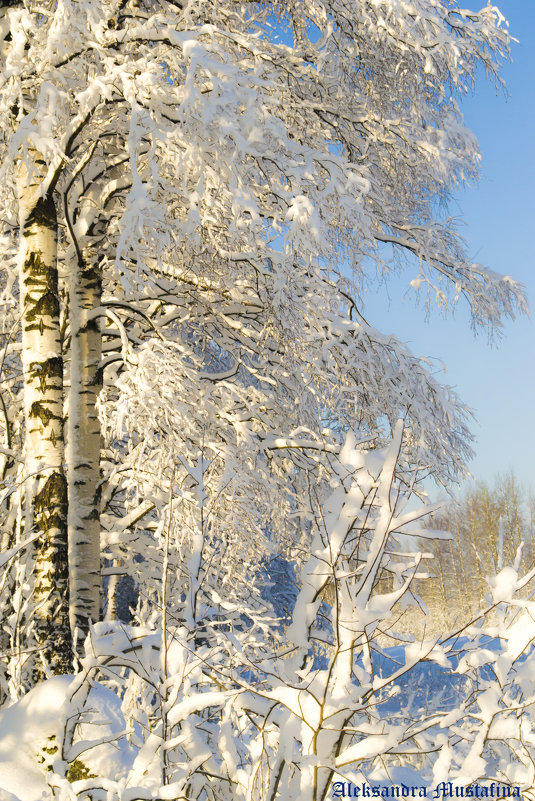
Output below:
[1,422,535,801]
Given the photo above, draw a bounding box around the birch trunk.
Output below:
[64,163,131,643]
[17,157,72,676]
[66,256,102,648]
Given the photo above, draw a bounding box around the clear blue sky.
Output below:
[362,0,534,492]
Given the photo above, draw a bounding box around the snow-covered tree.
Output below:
[412,473,535,633]
[0,0,526,681]
[2,424,535,800]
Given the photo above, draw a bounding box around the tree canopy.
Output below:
[0,1,533,799]
[0,0,526,681]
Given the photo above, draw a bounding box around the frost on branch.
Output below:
[0,0,526,662]
[1,425,534,800]
[0,0,530,795]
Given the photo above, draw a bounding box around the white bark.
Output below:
[66,255,102,647]
[17,155,71,676]
[64,165,131,644]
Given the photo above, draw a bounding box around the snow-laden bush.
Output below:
[1,422,535,801]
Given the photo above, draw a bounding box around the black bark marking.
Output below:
[29,356,63,394]
[23,195,57,232]
[29,401,61,427]
[33,471,72,679]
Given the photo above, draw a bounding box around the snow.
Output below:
[0,676,72,798]
[488,566,518,604]
[0,602,533,799]
[0,676,134,800]
[0,0,531,798]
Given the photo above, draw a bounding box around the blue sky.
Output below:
[362,0,534,492]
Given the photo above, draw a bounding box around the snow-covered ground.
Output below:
[0,635,528,801]
[0,676,133,800]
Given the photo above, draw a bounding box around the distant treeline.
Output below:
[414,473,535,631]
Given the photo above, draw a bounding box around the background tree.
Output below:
[0,0,526,686]
[413,473,535,632]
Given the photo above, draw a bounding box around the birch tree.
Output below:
[16,155,71,675]
[414,473,534,633]
[0,0,526,678]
